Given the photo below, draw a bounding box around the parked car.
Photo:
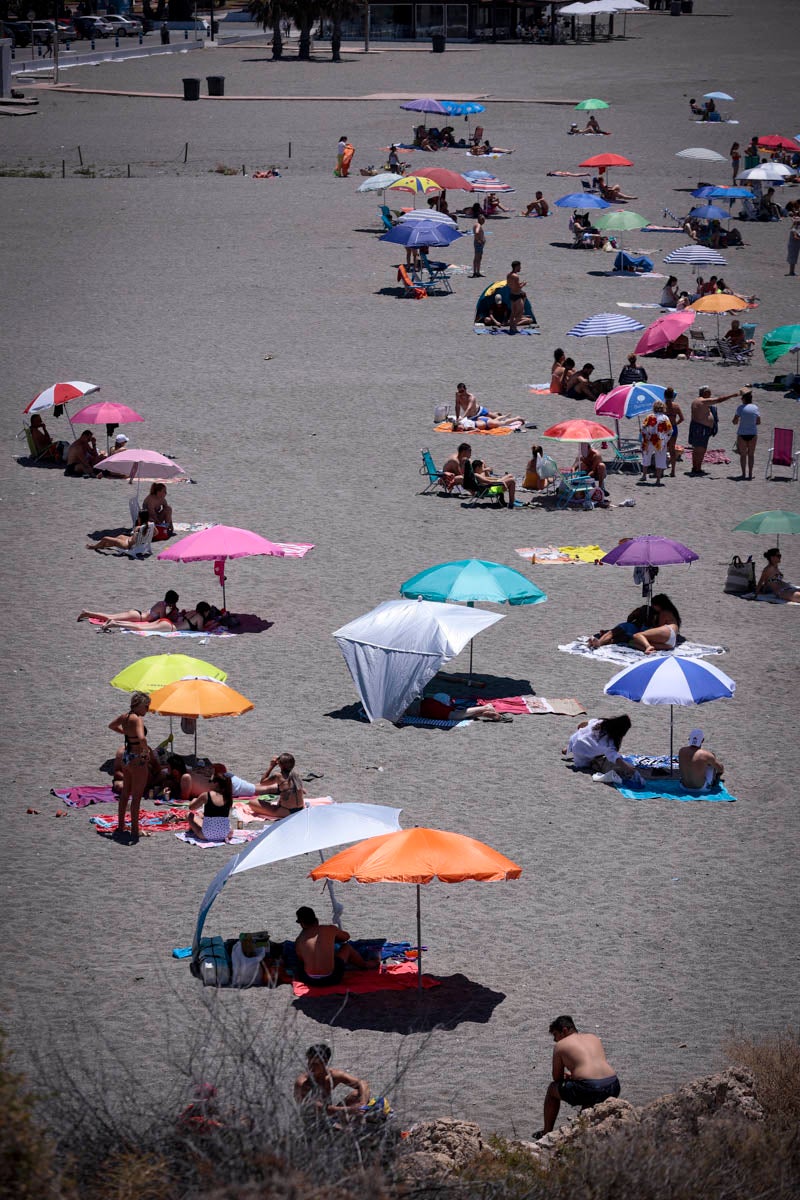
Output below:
[2,20,32,46]
[73,16,114,39]
[104,15,143,37]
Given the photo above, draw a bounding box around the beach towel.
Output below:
[514,546,605,564]
[703,449,731,464]
[528,381,552,394]
[476,695,586,716]
[292,962,440,997]
[434,421,514,436]
[91,808,190,834]
[474,326,538,336]
[231,796,334,824]
[641,225,683,234]
[397,715,471,729]
[172,522,214,533]
[558,637,726,665]
[558,544,606,563]
[175,829,259,847]
[612,778,737,803]
[616,301,667,309]
[53,785,116,808]
[746,592,800,605]
[87,613,273,638]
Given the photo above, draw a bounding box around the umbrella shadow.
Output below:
[88,526,130,539]
[291,973,505,1033]
[432,670,535,698]
[325,701,368,723]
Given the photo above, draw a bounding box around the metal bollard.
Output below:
[115,34,119,47]
[90,38,95,50]
[138,32,142,44]
[184,29,188,39]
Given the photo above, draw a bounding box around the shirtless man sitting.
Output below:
[165,755,271,803]
[294,906,374,988]
[441,442,472,490]
[678,729,724,790]
[522,191,549,217]
[294,1044,370,1122]
[538,1015,621,1136]
[64,430,104,477]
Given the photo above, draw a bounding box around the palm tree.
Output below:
[321,0,360,62]
[248,0,283,59]
[292,0,314,60]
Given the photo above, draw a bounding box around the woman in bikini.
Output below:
[628,594,682,654]
[187,771,234,842]
[101,601,212,633]
[87,511,151,553]
[108,691,151,841]
[756,549,800,603]
[250,753,306,822]
[142,483,174,540]
[78,589,180,626]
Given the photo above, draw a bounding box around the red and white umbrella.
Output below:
[24,381,99,432]
[468,178,515,193]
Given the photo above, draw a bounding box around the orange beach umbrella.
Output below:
[148,677,254,756]
[310,827,521,988]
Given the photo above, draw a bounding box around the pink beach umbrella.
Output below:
[157,525,314,609]
[102,448,187,483]
[634,310,696,357]
[23,380,99,433]
[70,400,145,452]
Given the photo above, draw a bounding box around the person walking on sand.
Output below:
[507,260,526,333]
[687,386,740,475]
[536,1015,621,1137]
[471,214,486,277]
[787,216,800,276]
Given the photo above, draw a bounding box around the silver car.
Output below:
[104,16,144,37]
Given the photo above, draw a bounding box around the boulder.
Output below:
[395,1119,486,1181]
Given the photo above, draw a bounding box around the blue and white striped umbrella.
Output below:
[604,655,735,764]
[567,312,644,376]
[664,245,727,266]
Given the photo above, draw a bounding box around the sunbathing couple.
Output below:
[587,595,682,654]
[566,715,724,791]
[79,591,212,634]
[452,383,525,430]
[86,484,175,552]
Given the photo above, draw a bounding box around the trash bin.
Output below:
[182,77,201,101]
[681,0,693,10]
[670,0,681,13]
[206,75,225,96]
[431,33,446,52]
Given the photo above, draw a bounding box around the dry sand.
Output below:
[2,0,799,1137]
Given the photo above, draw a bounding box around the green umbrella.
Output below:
[575,98,610,110]
[733,510,800,548]
[110,654,227,693]
[761,324,800,365]
[593,210,647,231]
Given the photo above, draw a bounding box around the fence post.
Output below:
[62,160,66,177]
[184,142,189,163]
[127,163,131,177]
[77,145,83,166]
[288,141,292,158]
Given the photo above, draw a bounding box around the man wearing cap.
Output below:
[678,730,724,790]
[108,433,130,456]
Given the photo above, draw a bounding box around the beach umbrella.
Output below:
[398,210,457,227]
[194,802,404,950]
[676,148,727,163]
[379,221,464,248]
[575,98,610,110]
[332,598,504,723]
[440,101,485,116]
[689,292,748,338]
[578,152,633,184]
[592,208,647,248]
[761,324,800,365]
[757,135,799,153]
[703,92,734,102]
[634,310,696,356]
[399,98,448,114]
[357,173,402,193]
[157,524,312,611]
[463,170,498,181]
[595,382,666,420]
[604,656,735,767]
[23,380,99,434]
[600,535,698,600]
[110,654,227,694]
[387,175,442,197]
[663,245,727,266]
[692,186,753,200]
[149,676,254,756]
[70,399,145,452]
[414,167,475,192]
[688,204,729,221]
[467,179,515,194]
[733,510,800,550]
[554,193,611,209]
[399,559,546,680]
[310,827,521,988]
[738,164,793,182]
[566,312,645,377]
[102,448,188,483]
[543,418,616,444]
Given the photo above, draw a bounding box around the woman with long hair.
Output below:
[108,691,151,841]
[187,771,234,842]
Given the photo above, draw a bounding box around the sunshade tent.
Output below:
[332,598,504,723]
[157,525,313,610]
[474,280,536,325]
[600,534,698,600]
[110,654,227,693]
[733,510,800,549]
[604,656,735,767]
[566,312,645,377]
[310,827,522,988]
[635,310,696,357]
[193,802,404,952]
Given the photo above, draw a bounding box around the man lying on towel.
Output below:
[294,906,376,987]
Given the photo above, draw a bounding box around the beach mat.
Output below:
[91,808,190,834]
[175,828,259,847]
[53,785,116,808]
[434,421,515,436]
[292,962,439,996]
[515,546,605,564]
[612,778,737,803]
[474,326,538,336]
[87,614,273,637]
[559,638,726,665]
[476,695,586,716]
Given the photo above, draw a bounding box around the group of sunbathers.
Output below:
[564,715,724,791]
[78,589,213,633]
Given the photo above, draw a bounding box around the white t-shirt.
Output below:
[567,719,621,768]
[337,139,346,156]
[231,942,266,988]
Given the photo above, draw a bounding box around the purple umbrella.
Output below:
[601,536,699,600]
[400,98,449,114]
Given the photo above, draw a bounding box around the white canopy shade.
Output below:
[333,598,504,722]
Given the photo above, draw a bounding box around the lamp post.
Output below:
[53,0,59,84]
[209,0,214,42]
[363,1,369,52]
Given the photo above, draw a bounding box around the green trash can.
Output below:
[432,33,446,52]
[182,77,201,101]
[206,75,225,97]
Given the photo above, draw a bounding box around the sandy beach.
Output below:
[2,0,799,1137]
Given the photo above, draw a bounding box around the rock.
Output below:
[395,1119,486,1180]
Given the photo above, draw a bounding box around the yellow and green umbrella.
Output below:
[110,654,227,694]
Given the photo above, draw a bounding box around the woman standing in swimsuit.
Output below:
[108,691,151,841]
[187,771,234,842]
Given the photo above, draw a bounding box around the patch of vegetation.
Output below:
[0,167,52,177]
[73,166,96,177]
[213,163,239,175]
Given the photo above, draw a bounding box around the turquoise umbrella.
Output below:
[733,509,800,549]
[400,559,547,681]
[762,324,800,369]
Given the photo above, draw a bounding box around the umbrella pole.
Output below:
[670,704,674,776]
[416,883,423,992]
[605,336,613,380]
[319,852,344,927]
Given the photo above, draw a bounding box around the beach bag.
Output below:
[433,403,450,423]
[724,555,756,595]
[191,936,231,988]
[538,455,558,479]
[710,405,719,437]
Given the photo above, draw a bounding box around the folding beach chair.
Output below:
[715,337,753,366]
[689,329,712,359]
[117,522,155,559]
[378,205,395,232]
[765,428,799,481]
[462,459,506,507]
[607,442,641,474]
[419,449,465,496]
[396,264,427,298]
[554,470,595,508]
[420,252,453,295]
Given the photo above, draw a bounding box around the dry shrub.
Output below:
[724,1027,800,1127]
[86,1150,176,1200]
[0,1029,58,1199]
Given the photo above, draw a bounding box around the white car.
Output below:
[104,15,143,37]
